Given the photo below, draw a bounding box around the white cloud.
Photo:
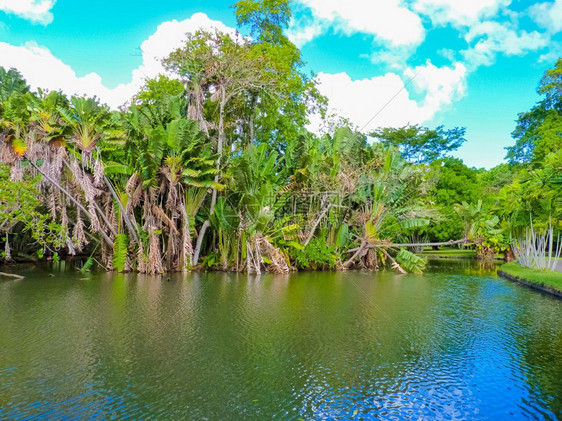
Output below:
[290,0,425,47]
[462,21,548,68]
[0,0,56,24]
[0,13,236,109]
[406,61,467,116]
[367,45,419,70]
[311,62,467,133]
[0,41,138,108]
[529,0,562,34]
[537,42,562,63]
[129,13,237,93]
[287,17,325,48]
[413,0,512,27]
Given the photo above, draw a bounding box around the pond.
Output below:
[1,261,561,420]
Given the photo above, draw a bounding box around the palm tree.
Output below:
[120,94,221,273]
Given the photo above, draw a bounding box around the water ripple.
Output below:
[1,263,562,419]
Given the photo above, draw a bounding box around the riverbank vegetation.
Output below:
[0,0,560,274]
[499,262,562,294]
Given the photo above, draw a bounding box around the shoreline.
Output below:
[498,262,562,298]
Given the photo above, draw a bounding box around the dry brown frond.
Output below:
[256,234,289,274]
[148,230,163,274]
[166,185,178,211]
[126,172,139,194]
[0,141,17,165]
[48,190,58,220]
[93,159,104,187]
[129,183,142,211]
[187,104,198,121]
[72,209,88,250]
[101,240,114,270]
[88,203,101,232]
[137,243,147,274]
[10,161,23,182]
[152,204,179,235]
[104,194,118,231]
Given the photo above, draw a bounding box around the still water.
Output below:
[1,260,561,420]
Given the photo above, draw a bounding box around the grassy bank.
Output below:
[420,247,476,258]
[498,262,562,295]
[420,247,503,260]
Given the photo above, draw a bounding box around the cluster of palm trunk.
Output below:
[0,87,437,274]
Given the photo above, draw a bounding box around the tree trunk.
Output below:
[342,239,368,269]
[195,88,227,266]
[210,87,226,215]
[104,176,140,244]
[0,272,24,280]
[248,94,257,145]
[193,220,210,266]
[303,204,345,247]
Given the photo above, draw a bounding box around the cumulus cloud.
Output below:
[289,0,425,47]
[413,0,512,27]
[0,13,235,108]
[287,8,326,48]
[128,13,237,92]
[462,21,548,68]
[0,41,138,108]
[406,61,467,116]
[0,0,56,24]
[529,0,562,34]
[0,4,549,140]
[310,61,467,133]
[537,42,562,63]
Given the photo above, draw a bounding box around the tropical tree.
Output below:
[507,59,562,164]
[424,157,482,244]
[117,88,220,273]
[371,124,466,164]
[0,67,29,102]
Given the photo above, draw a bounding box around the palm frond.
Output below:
[113,233,129,272]
[395,248,427,274]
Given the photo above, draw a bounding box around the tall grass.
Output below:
[511,220,561,271]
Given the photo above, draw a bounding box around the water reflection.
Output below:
[0,263,561,419]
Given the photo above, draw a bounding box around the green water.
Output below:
[1,260,561,419]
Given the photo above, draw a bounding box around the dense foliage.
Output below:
[0,2,560,274]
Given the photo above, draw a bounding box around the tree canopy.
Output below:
[507,58,562,164]
[370,124,466,164]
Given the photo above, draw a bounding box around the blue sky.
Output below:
[1,0,561,168]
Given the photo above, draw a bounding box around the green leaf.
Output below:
[336,223,350,248]
[183,168,202,177]
[395,248,427,274]
[398,218,430,230]
[80,257,94,273]
[113,233,129,272]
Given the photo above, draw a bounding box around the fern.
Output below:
[113,233,129,272]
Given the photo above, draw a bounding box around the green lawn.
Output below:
[499,262,562,293]
[420,247,476,257]
[420,247,502,259]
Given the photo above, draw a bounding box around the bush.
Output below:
[293,238,337,270]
